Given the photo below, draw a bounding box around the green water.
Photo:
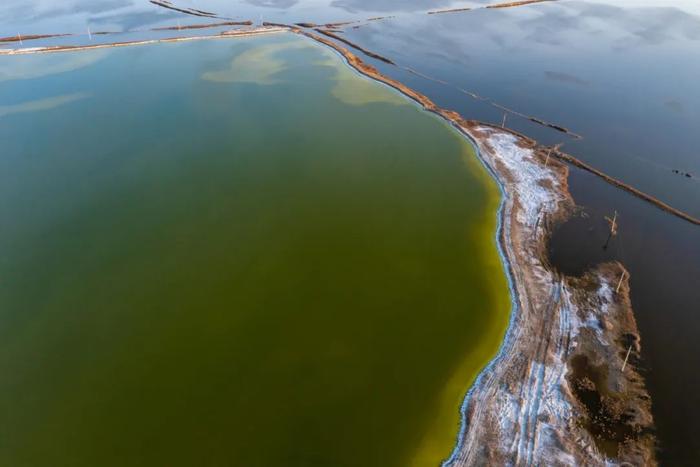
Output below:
[0,34,509,466]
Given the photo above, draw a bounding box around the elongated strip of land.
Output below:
[290,28,656,464]
[4,23,686,465]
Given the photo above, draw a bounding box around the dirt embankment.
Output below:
[428,7,472,15]
[0,33,71,43]
[296,29,657,465]
[0,27,286,56]
[443,128,656,466]
[428,0,554,16]
[487,0,556,8]
[152,21,253,31]
[302,28,699,226]
[149,0,219,18]
[313,29,395,64]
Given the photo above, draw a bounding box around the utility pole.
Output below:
[603,210,618,250]
[17,32,23,45]
[615,270,627,293]
[621,344,632,372]
[501,112,507,128]
[88,26,92,41]
[607,210,618,236]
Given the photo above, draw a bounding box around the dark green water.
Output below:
[0,34,509,466]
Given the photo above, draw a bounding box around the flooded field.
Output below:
[0,35,510,466]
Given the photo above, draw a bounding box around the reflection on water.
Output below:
[3,0,700,463]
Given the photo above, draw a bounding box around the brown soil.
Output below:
[152,21,252,31]
[294,28,657,465]
[0,33,71,43]
[565,264,656,464]
[427,7,472,15]
[487,0,556,9]
[313,29,395,64]
[149,0,218,18]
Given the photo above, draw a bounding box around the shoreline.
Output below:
[292,29,656,464]
[0,27,286,56]
[0,28,657,464]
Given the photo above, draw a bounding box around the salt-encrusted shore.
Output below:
[292,30,656,465]
[0,27,656,464]
[443,128,655,466]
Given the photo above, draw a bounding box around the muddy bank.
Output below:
[0,27,287,56]
[314,29,395,64]
[445,127,655,465]
[427,0,555,16]
[1,25,666,463]
[152,21,253,31]
[295,29,656,465]
[0,33,71,43]
[428,7,472,15]
[308,27,697,225]
[487,0,557,9]
[149,0,219,18]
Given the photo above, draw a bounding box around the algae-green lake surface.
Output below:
[0,34,509,466]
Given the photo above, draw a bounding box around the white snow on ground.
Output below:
[448,127,619,466]
[478,130,563,226]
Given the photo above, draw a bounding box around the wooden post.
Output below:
[615,270,626,293]
[604,210,618,249]
[621,344,632,372]
[533,209,542,239]
[610,210,618,235]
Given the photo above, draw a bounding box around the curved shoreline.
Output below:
[293,29,656,464]
[0,28,657,464]
[440,123,525,467]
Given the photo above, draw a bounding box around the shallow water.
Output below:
[0,34,510,466]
